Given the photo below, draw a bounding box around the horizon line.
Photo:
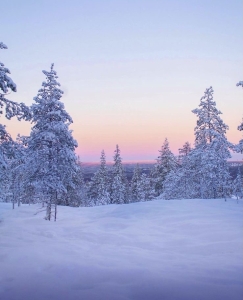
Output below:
[81,159,243,165]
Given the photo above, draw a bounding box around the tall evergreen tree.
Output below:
[191,87,231,198]
[87,173,99,205]
[192,87,228,146]
[0,42,30,204]
[0,42,30,121]
[151,138,177,196]
[178,141,191,162]
[24,64,78,220]
[130,164,141,202]
[0,125,14,172]
[0,125,15,202]
[110,145,128,204]
[164,88,232,200]
[163,142,194,200]
[96,150,111,205]
[137,173,155,201]
[88,150,110,205]
[7,136,26,208]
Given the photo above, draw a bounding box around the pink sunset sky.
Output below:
[1,0,242,162]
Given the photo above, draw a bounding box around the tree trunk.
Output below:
[45,200,51,221]
[54,191,57,222]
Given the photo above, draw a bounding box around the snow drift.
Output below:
[0,199,242,300]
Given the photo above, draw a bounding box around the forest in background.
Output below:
[0,42,243,221]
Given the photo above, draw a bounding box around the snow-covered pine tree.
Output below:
[130,164,141,202]
[0,42,30,204]
[14,135,36,205]
[162,169,183,200]
[178,141,194,198]
[178,141,191,163]
[137,173,155,201]
[191,87,232,199]
[110,145,128,204]
[88,150,110,205]
[96,150,111,205]
[0,42,30,121]
[24,64,79,220]
[87,172,99,205]
[7,136,27,208]
[238,119,243,133]
[151,138,177,196]
[0,125,14,172]
[192,87,228,146]
[0,124,15,202]
[0,42,17,116]
[164,88,232,200]
[163,142,194,200]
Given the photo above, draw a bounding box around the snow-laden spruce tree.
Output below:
[0,125,15,202]
[0,42,30,121]
[164,87,231,200]
[0,42,16,200]
[0,125,14,172]
[131,164,154,202]
[0,131,28,207]
[164,88,232,200]
[151,138,177,196]
[130,164,141,202]
[137,173,155,201]
[15,134,36,205]
[192,87,228,146]
[178,141,191,163]
[163,142,193,199]
[0,42,30,203]
[88,150,110,205]
[87,176,98,205]
[24,64,79,220]
[110,145,129,204]
[191,87,231,198]
[7,136,27,208]
[177,142,195,199]
[0,42,17,116]
[163,169,184,200]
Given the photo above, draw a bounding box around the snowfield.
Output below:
[0,199,242,300]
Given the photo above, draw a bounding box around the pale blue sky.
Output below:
[1,0,242,161]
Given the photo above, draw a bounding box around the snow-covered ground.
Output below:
[0,199,242,300]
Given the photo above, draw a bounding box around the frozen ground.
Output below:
[0,199,242,300]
